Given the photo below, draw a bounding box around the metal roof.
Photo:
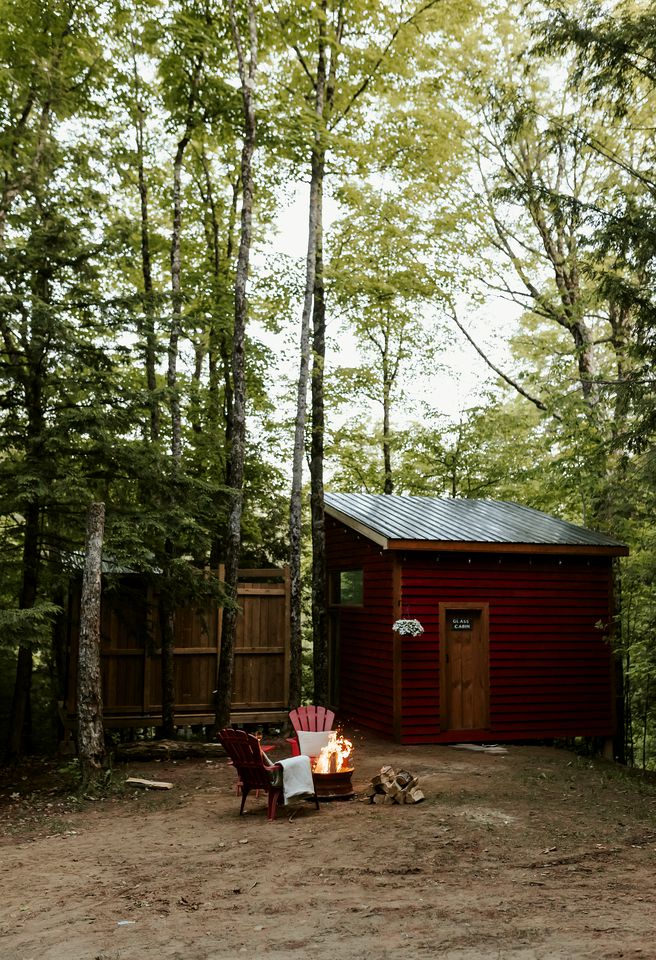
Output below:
[324,492,628,554]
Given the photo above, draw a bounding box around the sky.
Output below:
[268,184,519,426]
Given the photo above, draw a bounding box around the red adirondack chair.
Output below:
[217,728,283,821]
[287,705,335,757]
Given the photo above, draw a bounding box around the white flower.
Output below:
[393,618,424,636]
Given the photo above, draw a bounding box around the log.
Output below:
[371,770,395,788]
[126,777,173,790]
[395,770,415,789]
[366,766,424,805]
[115,740,226,761]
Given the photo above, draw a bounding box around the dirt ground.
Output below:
[1,728,656,960]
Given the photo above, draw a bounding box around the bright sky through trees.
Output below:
[269,182,521,434]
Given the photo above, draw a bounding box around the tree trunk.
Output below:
[7,648,33,759]
[222,174,240,488]
[382,333,394,495]
[160,131,188,734]
[168,131,189,465]
[7,464,41,758]
[77,502,106,787]
[289,13,327,709]
[310,158,329,705]
[158,587,176,739]
[199,146,223,439]
[167,55,202,463]
[131,36,159,442]
[162,59,203,729]
[202,165,240,570]
[612,557,626,764]
[7,254,50,758]
[215,0,258,730]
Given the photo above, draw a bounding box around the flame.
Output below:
[312,731,353,773]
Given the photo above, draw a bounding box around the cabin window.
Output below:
[333,569,364,606]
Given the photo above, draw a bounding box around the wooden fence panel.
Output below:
[231,571,289,711]
[64,567,290,728]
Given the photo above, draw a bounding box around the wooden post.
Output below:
[216,563,225,724]
[143,582,154,715]
[77,502,106,786]
[283,563,291,709]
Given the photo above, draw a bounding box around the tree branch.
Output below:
[334,0,447,128]
[447,306,561,420]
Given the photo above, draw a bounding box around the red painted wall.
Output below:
[327,519,616,745]
[399,552,615,744]
[326,519,395,737]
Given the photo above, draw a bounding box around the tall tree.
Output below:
[530,0,656,771]
[468,43,638,524]
[0,0,110,756]
[77,502,106,788]
[215,0,258,730]
[454,3,656,760]
[277,0,472,704]
[285,1,328,708]
[129,17,161,442]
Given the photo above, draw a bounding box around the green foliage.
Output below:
[0,604,62,652]
[527,0,656,765]
[0,0,655,770]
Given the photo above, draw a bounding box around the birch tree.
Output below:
[215,0,258,730]
[277,0,470,705]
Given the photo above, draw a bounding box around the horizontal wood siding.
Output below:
[400,553,615,744]
[327,519,395,738]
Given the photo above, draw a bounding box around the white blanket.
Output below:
[276,755,315,804]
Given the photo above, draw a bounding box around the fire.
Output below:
[312,731,353,774]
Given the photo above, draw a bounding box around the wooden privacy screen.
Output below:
[64,567,290,728]
[230,568,290,715]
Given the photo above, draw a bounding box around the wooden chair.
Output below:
[287,705,335,757]
[217,728,283,821]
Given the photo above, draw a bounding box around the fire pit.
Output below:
[312,768,355,799]
[311,732,355,801]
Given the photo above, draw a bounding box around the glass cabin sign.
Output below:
[451,616,473,631]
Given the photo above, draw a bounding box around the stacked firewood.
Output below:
[365,765,425,805]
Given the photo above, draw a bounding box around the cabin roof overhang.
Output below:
[325,499,629,558]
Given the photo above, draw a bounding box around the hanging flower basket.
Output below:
[393,618,424,637]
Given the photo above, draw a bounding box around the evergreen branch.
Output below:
[0,308,24,378]
[538,9,656,83]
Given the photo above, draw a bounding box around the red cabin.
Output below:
[325,493,628,746]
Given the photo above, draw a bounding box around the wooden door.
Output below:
[440,604,489,731]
